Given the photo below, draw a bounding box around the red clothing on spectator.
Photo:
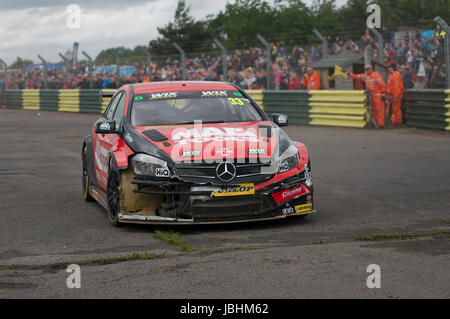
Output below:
[288,76,301,90]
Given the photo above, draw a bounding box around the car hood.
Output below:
[133,121,278,162]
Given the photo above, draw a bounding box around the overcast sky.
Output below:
[0,0,347,64]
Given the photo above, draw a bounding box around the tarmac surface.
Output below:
[0,109,449,298]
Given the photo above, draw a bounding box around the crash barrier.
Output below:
[262,90,369,128]
[247,90,264,109]
[4,89,107,114]
[3,89,370,129]
[404,90,450,131]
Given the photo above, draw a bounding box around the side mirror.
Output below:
[95,120,117,134]
[272,114,288,127]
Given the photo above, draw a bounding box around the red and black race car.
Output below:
[82,81,315,226]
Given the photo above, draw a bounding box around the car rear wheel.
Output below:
[106,162,122,227]
[82,146,95,202]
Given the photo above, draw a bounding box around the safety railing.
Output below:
[404,90,450,131]
[3,89,374,129]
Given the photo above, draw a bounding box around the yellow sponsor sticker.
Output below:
[295,204,313,214]
[213,184,255,197]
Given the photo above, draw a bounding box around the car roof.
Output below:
[130,81,238,94]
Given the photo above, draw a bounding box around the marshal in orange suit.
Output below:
[348,65,386,127]
[387,63,404,126]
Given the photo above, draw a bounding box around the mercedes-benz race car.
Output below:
[82,81,315,226]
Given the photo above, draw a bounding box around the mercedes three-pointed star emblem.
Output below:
[216,162,237,182]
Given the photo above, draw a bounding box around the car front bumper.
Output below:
[118,172,314,225]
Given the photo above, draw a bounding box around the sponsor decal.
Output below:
[150,92,177,100]
[201,91,228,97]
[216,148,234,156]
[134,96,144,101]
[172,127,259,145]
[180,150,201,158]
[213,184,255,197]
[233,92,243,97]
[277,115,288,124]
[279,161,290,173]
[282,206,295,215]
[249,148,266,155]
[124,133,133,144]
[272,185,307,205]
[155,167,170,178]
[100,122,111,131]
[295,203,313,214]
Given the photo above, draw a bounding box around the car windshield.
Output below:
[131,90,263,126]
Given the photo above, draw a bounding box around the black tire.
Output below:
[82,146,95,202]
[106,161,122,227]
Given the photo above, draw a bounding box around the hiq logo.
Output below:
[66,4,81,29]
[367,4,381,29]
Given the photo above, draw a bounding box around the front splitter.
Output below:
[118,210,316,225]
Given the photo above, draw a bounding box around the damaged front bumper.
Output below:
[117,171,315,225]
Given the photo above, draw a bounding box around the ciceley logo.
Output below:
[150,92,177,100]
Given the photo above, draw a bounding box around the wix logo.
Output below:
[150,92,177,100]
[201,91,227,97]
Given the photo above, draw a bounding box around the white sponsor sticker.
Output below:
[155,168,170,178]
[150,92,177,100]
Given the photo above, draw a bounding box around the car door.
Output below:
[93,91,125,190]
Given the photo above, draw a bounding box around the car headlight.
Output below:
[278,144,300,173]
[132,154,170,178]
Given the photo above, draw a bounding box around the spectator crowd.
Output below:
[3,26,447,91]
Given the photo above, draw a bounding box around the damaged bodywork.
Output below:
[82,81,315,226]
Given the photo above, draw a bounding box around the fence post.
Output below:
[82,51,94,89]
[213,39,227,81]
[17,57,26,83]
[369,28,384,63]
[141,48,152,81]
[37,55,48,89]
[58,53,70,87]
[257,34,272,90]
[173,42,186,80]
[435,17,450,89]
[313,29,328,58]
[112,50,120,87]
[0,58,7,92]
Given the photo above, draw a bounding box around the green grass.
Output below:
[153,230,183,245]
[0,252,168,270]
[354,232,428,241]
[0,264,19,270]
[178,243,195,252]
[438,218,450,224]
[311,239,325,245]
[153,230,195,252]
[74,251,167,266]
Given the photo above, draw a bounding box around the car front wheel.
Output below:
[106,161,122,227]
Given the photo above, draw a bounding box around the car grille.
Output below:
[183,195,274,221]
[174,160,272,185]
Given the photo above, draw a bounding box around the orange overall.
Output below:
[349,71,386,127]
[303,71,321,90]
[387,71,404,125]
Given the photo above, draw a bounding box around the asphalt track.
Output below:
[0,109,449,298]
